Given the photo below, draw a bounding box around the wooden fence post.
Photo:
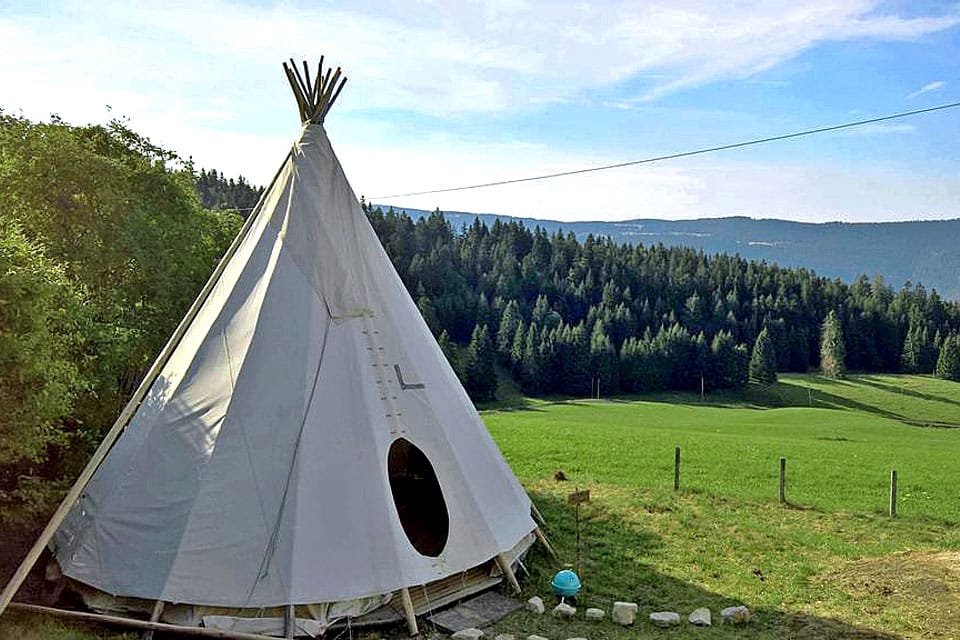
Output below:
[674,446,681,491]
[889,469,898,518]
[779,457,786,504]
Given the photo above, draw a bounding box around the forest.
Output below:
[366,205,960,400]
[2,112,960,512]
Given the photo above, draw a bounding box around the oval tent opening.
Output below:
[387,438,450,557]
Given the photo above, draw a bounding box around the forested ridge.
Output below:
[2,113,959,513]
[366,205,960,400]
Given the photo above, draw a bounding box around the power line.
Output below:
[370,100,960,200]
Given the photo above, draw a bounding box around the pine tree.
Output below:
[749,327,777,384]
[464,324,497,401]
[820,310,846,378]
[496,300,521,361]
[935,334,960,382]
[436,330,461,378]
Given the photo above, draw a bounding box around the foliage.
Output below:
[464,324,497,401]
[0,222,84,462]
[195,168,262,213]
[0,113,241,491]
[935,334,960,381]
[749,327,777,384]
[819,309,846,378]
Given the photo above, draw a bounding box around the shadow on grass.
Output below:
[506,491,903,640]
[774,378,960,429]
[856,375,960,413]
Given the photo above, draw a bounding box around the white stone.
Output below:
[688,608,711,626]
[584,608,605,621]
[526,596,545,615]
[452,629,484,640]
[527,635,549,640]
[720,606,751,625]
[649,612,681,627]
[494,634,515,640]
[552,602,576,618]
[565,637,588,640]
[610,602,638,626]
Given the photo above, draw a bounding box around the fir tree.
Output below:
[464,324,497,401]
[436,330,461,378]
[749,327,777,384]
[935,334,960,382]
[820,310,846,378]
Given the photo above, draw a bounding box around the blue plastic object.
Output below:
[551,569,582,597]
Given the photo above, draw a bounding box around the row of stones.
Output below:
[530,597,752,628]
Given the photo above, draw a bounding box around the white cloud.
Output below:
[1,0,957,123]
[906,80,947,99]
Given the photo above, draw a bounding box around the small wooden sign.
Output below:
[568,489,590,505]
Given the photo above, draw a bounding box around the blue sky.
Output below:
[1,0,958,221]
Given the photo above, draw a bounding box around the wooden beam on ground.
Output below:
[399,587,418,636]
[8,603,278,640]
[495,554,521,594]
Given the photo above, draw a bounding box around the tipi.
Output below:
[0,59,543,639]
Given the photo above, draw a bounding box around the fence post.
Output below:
[779,457,786,504]
[889,469,898,518]
[674,446,681,491]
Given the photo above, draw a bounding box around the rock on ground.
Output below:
[452,628,484,640]
[494,634,515,640]
[527,635,549,640]
[584,608,605,621]
[552,602,576,618]
[526,596,545,615]
[610,601,638,625]
[720,605,752,625]
[649,611,681,627]
[688,608,711,626]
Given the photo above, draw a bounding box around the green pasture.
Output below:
[480,373,960,639]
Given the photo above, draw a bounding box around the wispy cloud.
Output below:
[906,80,947,99]
[1,0,958,122]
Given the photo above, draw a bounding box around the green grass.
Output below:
[479,373,960,639]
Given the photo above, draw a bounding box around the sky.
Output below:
[1,0,959,222]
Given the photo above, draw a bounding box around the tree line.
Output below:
[365,205,960,401]
[0,113,242,511]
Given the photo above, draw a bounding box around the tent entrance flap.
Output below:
[387,438,449,557]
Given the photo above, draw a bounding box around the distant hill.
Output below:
[372,205,960,300]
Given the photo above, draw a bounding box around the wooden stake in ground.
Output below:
[890,469,898,518]
[779,457,787,504]
[674,446,681,491]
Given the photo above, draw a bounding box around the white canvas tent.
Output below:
[0,59,545,639]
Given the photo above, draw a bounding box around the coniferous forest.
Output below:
[2,113,960,512]
[365,206,960,401]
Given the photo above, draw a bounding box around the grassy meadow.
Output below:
[482,373,960,639]
[3,373,959,639]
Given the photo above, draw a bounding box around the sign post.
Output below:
[568,488,590,575]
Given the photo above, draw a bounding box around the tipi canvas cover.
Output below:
[24,61,537,636]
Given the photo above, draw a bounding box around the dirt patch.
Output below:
[823,550,960,639]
